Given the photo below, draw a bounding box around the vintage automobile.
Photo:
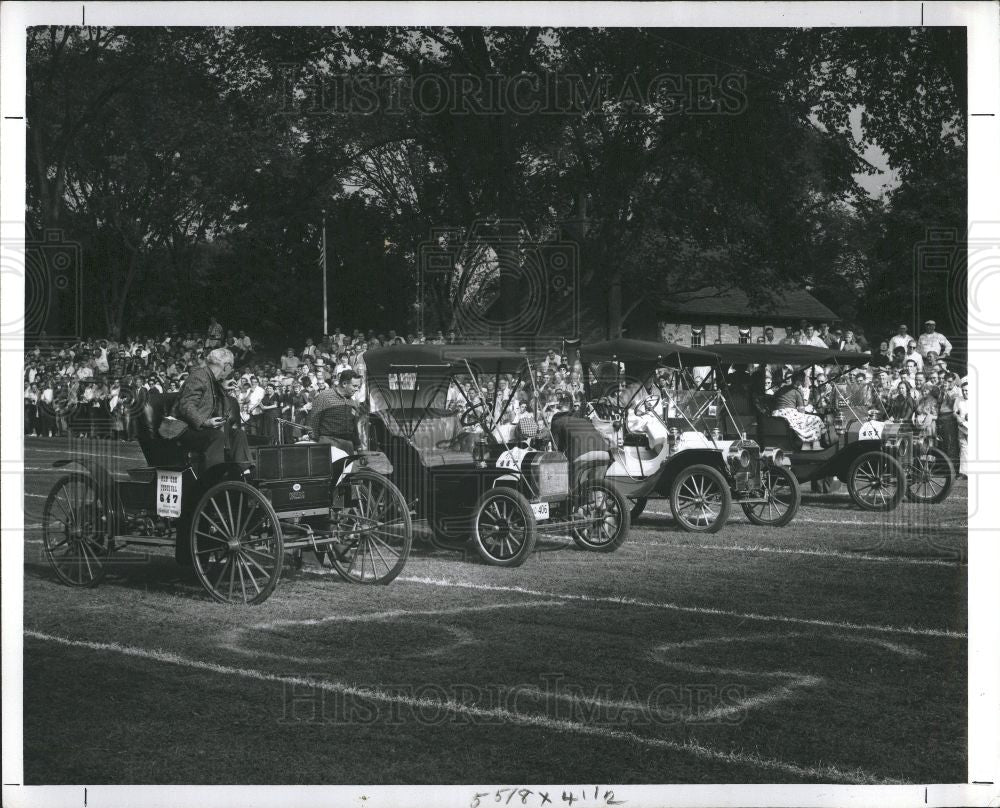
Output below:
[40,390,412,604]
[576,339,801,533]
[363,343,630,566]
[708,343,954,509]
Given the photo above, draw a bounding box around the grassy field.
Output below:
[19,437,967,785]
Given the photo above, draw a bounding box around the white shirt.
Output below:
[800,334,827,349]
[888,334,912,354]
[917,331,952,357]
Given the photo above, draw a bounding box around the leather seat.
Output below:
[136,391,195,468]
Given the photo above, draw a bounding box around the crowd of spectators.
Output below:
[22,315,968,477]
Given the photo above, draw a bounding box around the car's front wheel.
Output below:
[471,488,538,567]
[669,464,732,533]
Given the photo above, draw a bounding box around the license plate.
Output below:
[530,502,549,520]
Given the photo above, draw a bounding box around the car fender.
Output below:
[651,450,730,497]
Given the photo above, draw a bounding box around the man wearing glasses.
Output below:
[171,347,248,468]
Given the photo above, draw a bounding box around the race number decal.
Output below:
[858,422,883,440]
[156,470,183,518]
[496,447,528,471]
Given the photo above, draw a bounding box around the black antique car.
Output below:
[576,339,800,532]
[41,391,412,604]
[707,343,954,510]
[363,344,630,566]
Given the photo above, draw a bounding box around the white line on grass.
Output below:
[219,601,568,665]
[395,576,966,639]
[621,541,964,567]
[645,509,964,529]
[23,629,903,785]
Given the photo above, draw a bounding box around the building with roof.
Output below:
[623,284,842,346]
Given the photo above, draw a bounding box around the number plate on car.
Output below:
[531,502,549,520]
[156,470,182,518]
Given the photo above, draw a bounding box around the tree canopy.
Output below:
[26,25,965,347]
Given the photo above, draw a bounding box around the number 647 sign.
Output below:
[156,470,183,518]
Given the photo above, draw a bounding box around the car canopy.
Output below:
[364,343,530,428]
[580,338,720,368]
[364,343,527,379]
[708,344,885,368]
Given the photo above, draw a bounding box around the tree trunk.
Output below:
[608,271,623,338]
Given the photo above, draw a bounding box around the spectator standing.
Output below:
[955,380,969,479]
[888,324,912,355]
[280,348,300,374]
[206,316,224,348]
[936,374,961,470]
[916,319,952,359]
[800,324,827,349]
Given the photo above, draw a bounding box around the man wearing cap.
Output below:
[917,320,952,359]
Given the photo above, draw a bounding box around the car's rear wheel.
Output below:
[42,473,112,587]
[571,481,630,552]
[742,465,801,527]
[904,447,954,504]
[846,451,905,511]
[669,464,732,533]
[471,488,537,567]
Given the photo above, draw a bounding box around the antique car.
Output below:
[576,339,801,533]
[363,343,630,566]
[708,343,954,509]
[41,390,412,604]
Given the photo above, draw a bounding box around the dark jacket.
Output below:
[173,366,224,429]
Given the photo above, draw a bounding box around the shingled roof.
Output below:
[655,285,840,322]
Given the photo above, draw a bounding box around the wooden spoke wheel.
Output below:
[846,451,905,512]
[669,464,732,533]
[904,448,955,504]
[571,481,630,552]
[42,473,112,588]
[471,488,538,567]
[329,469,413,584]
[190,481,283,605]
[742,465,801,527]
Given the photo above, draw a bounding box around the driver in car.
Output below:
[308,369,363,452]
[624,384,668,452]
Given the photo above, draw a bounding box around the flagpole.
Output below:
[321,209,328,335]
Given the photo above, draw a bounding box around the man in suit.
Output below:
[173,347,247,468]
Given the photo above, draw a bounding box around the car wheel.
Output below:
[471,488,538,567]
[42,473,112,588]
[742,465,801,527]
[669,464,732,533]
[904,447,954,504]
[846,451,905,512]
[571,481,630,552]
